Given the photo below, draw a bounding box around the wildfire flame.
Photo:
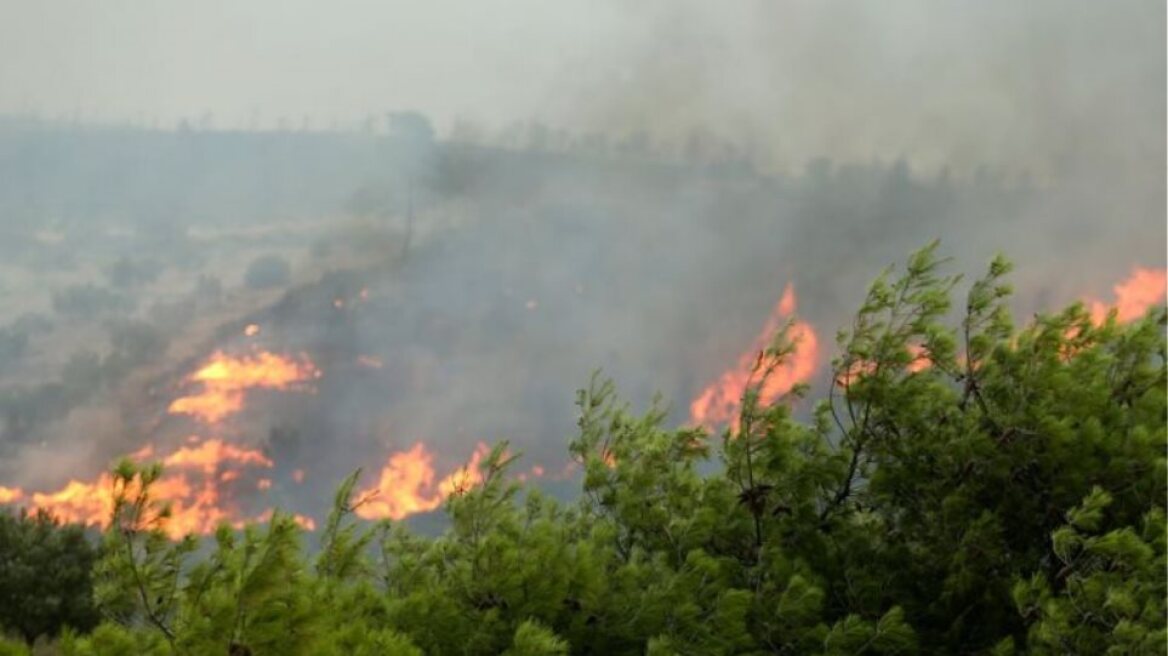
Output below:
[354,442,490,521]
[167,350,318,424]
[0,486,23,504]
[1,349,322,537]
[237,509,316,532]
[1087,267,1167,324]
[834,343,933,389]
[516,464,550,484]
[906,344,932,372]
[690,284,820,429]
[4,438,278,538]
[5,266,1157,539]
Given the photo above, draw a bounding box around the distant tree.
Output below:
[243,255,292,290]
[147,299,196,332]
[0,328,28,369]
[616,129,652,158]
[684,125,713,164]
[193,274,223,303]
[51,285,135,320]
[386,112,435,145]
[497,121,524,148]
[525,121,550,152]
[59,350,105,403]
[0,511,99,644]
[105,257,162,290]
[310,237,334,260]
[103,319,168,377]
[449,119,485,145]
[578,132,609,156]
[345,184,395,219]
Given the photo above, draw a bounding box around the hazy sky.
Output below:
[1,1,1163,174]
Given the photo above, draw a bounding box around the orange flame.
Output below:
[1088,267,1167,324]
[238,509,317,532]
[690,284,820,429]
[0,486,24,504]
[516,463,549,484]
[354,442,489,521]
[2,438,288,538]
[167,350,318,424]
[906,344,932,372]
[161,438,274,472]
[1,349,327,536]
[835,343,932,388]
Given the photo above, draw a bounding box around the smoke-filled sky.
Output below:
[2,1,1163,175]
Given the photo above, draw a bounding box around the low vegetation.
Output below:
[243,255,292,290]
[1,246,1164,654]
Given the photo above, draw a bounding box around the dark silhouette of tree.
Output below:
[0,510,99,644]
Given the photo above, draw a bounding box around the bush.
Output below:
[0,511,99,644]
[105,257,162,290]
[51,285,135,320]
[244,255,292,289]
[103,320,168,376]
[193,274,223,303]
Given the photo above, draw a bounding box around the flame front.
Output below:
[168,350,318,424]
[5,267,1160,537]
[12,438,276,538]
[1088,267,1167,324]
[355,442,489,521]
[1,349,320,537]
[690,284,820,429]
[0,486,24,504]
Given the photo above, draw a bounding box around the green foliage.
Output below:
[28,246,1167,654]
[0,510,99,643]
[504,620,569,656]
[0,636,29,656]
[1012,490,1166,654]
